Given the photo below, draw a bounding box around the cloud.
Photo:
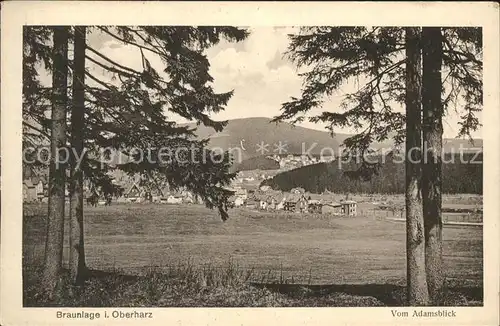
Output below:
[206,27,303,121]
[86,35,193,124]
[32,27,481,139]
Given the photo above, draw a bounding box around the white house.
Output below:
[266,196,277,210]
[35,180,44,196]
[260,185,271,192]
[234,197,245,207]
[166,195,183,204]
[276,201,285,210]
[235,187,248,200]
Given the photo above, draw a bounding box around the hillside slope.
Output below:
[262,152,483,195]
[186,117,482,165]
[186,117,347,161]
[24,118,481,173]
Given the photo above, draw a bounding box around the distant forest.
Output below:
[261,152,483,194]
[231,155,280,172]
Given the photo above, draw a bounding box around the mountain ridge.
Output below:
[184,117,482,161]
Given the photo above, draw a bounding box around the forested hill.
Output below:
[261,152,483,194]
[185,117,482,161]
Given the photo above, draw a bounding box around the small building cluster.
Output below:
[22,166,357,216]
[267,154,336,171]
[226,185,357,216]
[115,177,202,205]
[23,166,51,203]
[23,168,202,206]
[23,176,48,203]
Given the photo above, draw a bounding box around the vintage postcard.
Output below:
[1,1,499,325]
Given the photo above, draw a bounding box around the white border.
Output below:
[1,2,499,325]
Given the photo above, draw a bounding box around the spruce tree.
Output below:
[68,26,87,285]
[422,27,444,304]
[42,26,69,299]
[405,27,429,305]
[274,26,482,304]
[23,26,249,293]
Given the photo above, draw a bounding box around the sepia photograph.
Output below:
[1,2,499,326]
[20,23,485,307]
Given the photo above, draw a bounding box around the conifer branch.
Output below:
[85,55,135,78]
[23,121,51,139]
[86,45,142,75]
[97,26,164,57]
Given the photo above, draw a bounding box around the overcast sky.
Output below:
[41,26,482,139]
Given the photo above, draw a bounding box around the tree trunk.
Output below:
[69,26,87,285]
[42,26,69,299]
[422,27,444,305]
[404,27,429,306]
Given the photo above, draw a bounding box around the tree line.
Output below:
[262,152,482,195]
[24,25,482,307]
[272,27,482,305]
[23,26,249,300]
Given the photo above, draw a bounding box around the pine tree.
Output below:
[23,26,249,290]
[42,26,69,299]
[68,26,87,285]
[78,26,248,219]
[421,27,444,304]
[22,26,52,173]
[404,27,429,305]
[274,26,482,304]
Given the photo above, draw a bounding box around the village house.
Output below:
[157,187,197,204]
[22,166,49,201]
[165,195,183,204]
[290,187,306,195]
[259,185,271,192]
[319,155,335,163]
[262,190,286,211]
[118,175,171,203]
[32,176,48,201]
[22,173,48,203]
[239,184,256,193]
[266,196,277,210]
[234,187,248,200]
[23,179,37,202]
[229,195,245,207]
[255,193,268,210]
[34,179,44,197]
[245,196,259,209]
[227,186,249,200]
[322,203,343,215]
[275,195,286,210]
[228,195,237,207]
[320,200,357,216]
[341,200,358,216]
[284,194,308,212]
[148,184,169,202]
[250,190,284,211]
[84,184,99,199]
[307,199,323,214]
[124,182,144,202]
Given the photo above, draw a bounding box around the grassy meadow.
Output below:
[23,197,483,307]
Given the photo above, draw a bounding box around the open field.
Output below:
[23,197,483,306]
[304,193,483,223]
[23,202,483,286]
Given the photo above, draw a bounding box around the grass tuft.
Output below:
[23,261,482,307]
